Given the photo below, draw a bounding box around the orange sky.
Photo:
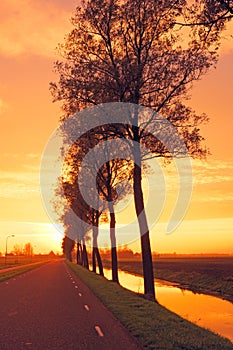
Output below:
[0,1,232,255]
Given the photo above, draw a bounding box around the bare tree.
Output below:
[61,190,90,269]
[50,0,232,299]
[95,155,133,283]
[61,130,133,283]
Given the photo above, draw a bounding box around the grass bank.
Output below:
[0,261,50,282]
[102,258,233,303]
[67,261,233,350]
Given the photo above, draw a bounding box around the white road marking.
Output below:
[78,293,82,297]
[95,326,104,337]
[84,304,90,311]
[75,286,78,289]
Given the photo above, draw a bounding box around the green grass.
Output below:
[0,261,50,282]
[0,265,13,270]
[154,269,233,302]
[0,255,54,266]
[67,261,233,350]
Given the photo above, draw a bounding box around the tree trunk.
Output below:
[132,123,155,300]
[67,250,72,262]
[92,247,97,272]
[93,225,104,276]
[92,213,97,272]
[79,243,83,265]
[76,241,82,265]
[77,241,82,265]
[108,202,119,283]
[92,247,104,276]
[95,248,104,276]
[133,162,155,299]
[82,240,89,270]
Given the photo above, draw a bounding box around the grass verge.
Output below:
[67,261,233,350]
[0,261,50,282]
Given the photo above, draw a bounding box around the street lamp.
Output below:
[5,235,15,265]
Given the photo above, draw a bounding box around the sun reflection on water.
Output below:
[103,268,233,342]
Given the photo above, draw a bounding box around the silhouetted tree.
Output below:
[13,244,23,256]
[23,243,33,257]
[61,236,75,261]
[96,157,133,283]
[91,210,104,276]
[62,131,132,282]
[50,0,232,299]
[60,174,101,273]
[61,200,90,270]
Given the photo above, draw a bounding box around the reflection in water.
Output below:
[103,268,233,342]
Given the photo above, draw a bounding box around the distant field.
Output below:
[153,257,233,278]
[0,256,63,281]
[0,255,59,269]
[103,257,233,302]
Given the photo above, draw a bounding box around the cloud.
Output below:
[26,153,40,159]
[0,154,41,199]
[0,98,4,114]
[0,169,38,199]
[192,158,233,185]
[0,0,78,58]
[0,97,9,115]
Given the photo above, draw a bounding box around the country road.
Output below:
[0,260,143,350]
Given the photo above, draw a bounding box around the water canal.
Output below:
[103,268,233,342]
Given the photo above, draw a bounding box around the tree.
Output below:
[13,244,23,256]
[61,202,90,269]
[61,235,75,261]
[179,0,233,26]
[50,0,232,299]
[61,136,104,273]
[91,209,104,276]
[23,243,33,257]
[61,130,133,282]
[95,151,133,282]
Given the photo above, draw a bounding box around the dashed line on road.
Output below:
[23,342,32,346]
[84,304,90,311]
[95,326,104,337]
[78,292,82,297]
[75,285,78,289]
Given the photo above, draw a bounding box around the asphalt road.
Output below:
[0,260,143,350]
